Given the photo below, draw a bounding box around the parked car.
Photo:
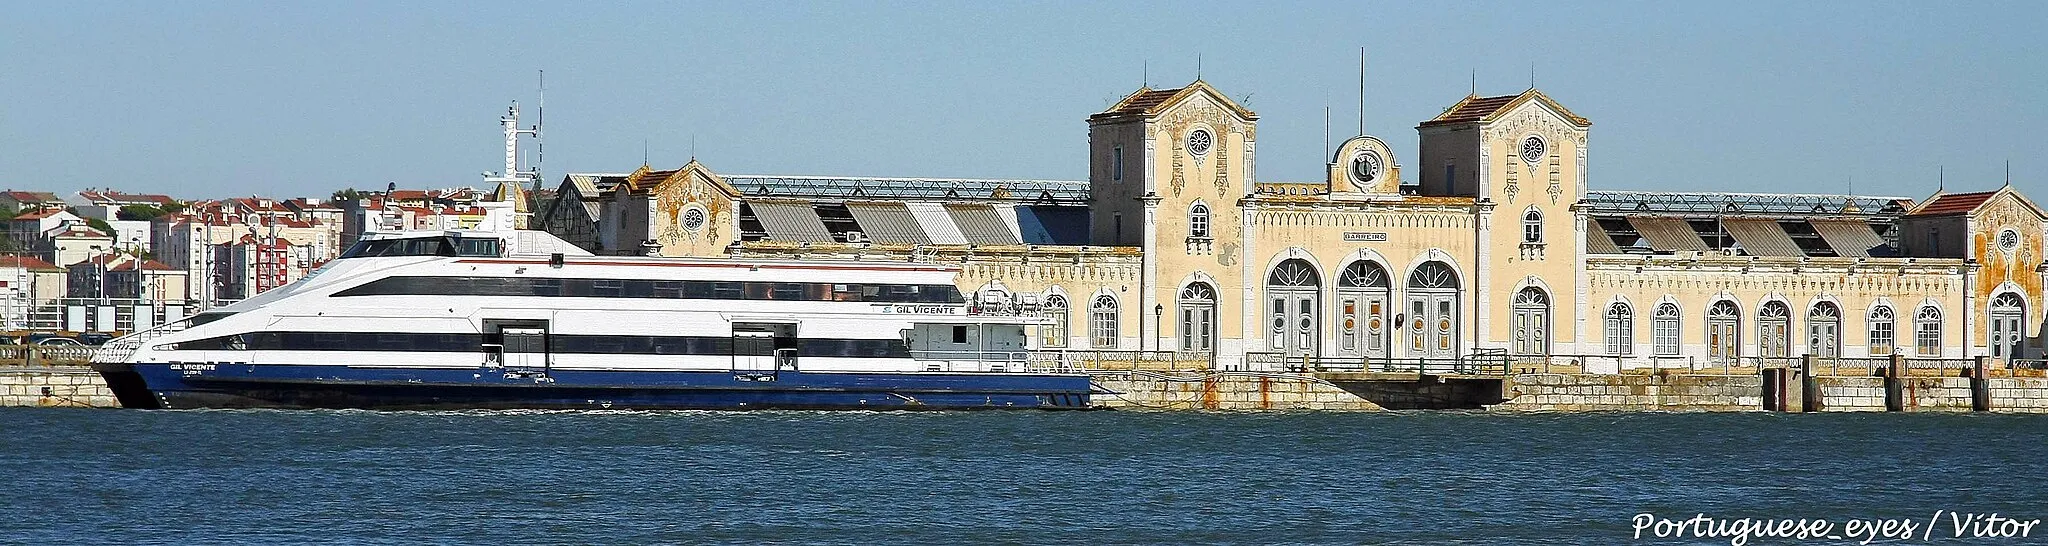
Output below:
[75,332,114,346]
[29,336,81,346]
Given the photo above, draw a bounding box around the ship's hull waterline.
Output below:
[95,362,1094,410]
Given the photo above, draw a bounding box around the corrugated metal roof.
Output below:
[906,202,968,245]
[1723,218,1805,257]
[1627,216,1710,251]
[843,202,930,244]
[748,200,834,242]
[1585,219,1624,254]
[946,203,1019,245]
[1809,219,1888,257]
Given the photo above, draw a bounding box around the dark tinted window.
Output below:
[333,276,965,303]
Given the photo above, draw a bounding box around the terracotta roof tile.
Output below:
[1424,94,1520,125]
[0,256,61,271]
[1906,190,1998,217]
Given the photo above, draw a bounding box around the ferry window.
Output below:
[952,326,969,344]
[744,282,773,300]
[188,312,237,327]
[652,281,685,299]
[831,284,860,301]
[772,283,807,300]
[711,282,744,299]
[453,238,502,257]
[591,279,624,297]
[561,279,596,297]
[621,280,655,298]
[683,281,715,299]
[529,278,562,296]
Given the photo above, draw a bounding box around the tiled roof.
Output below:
[1095,87,1182,118]
[1088,82,1257,122]
[0,190,61,203]
[12,209,70,221]
[109,259,177,272]
[1906,190,1998,217]
[1420,89,1591,128]
[0,256,61,271]
[1423,94,1520,125]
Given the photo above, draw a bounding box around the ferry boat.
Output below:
[89,99,1089,410]
[89,228,1092,410]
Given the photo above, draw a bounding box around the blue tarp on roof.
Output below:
[1017,206,1089,245]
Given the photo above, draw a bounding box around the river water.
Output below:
[2,409,2042,545]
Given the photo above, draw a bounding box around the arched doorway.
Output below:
[1707,300,1741,365]
[1177,282,1217,354]
[1266,259,1320,357]
[1335,260,1391,360]
[1807,301,1841,358]
[1990,292,2025,359]
[1758,301,1791,360]
[1405,261,1460,359]
[1511,287,1551,356]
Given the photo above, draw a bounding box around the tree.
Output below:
[161,201,187,214]
[332,188,367,202]
[117,204,168,221]
[86,217,113,235]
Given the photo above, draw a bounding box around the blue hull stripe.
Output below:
[105,363,1093,410]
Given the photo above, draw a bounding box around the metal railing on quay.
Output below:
[1248,351,1510,376]
[0,345,100,367]
[1028,350,1214,372]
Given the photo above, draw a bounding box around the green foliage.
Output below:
[85,217,113,234]
[162,201,187,214]
[117,204,169,221]
[332,188,367,202]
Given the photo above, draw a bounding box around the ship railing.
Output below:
[89,315,195,364]
[910,350,1035,373]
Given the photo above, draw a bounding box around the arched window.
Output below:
[1707,300,1741,363]
[1758,301,1791,358]
[1266,259,1321,357]
[1178,283,1216,353]
[1604,302,1633,356]
[1089,295,1119,349]
[1807,302,1841,358]
[1511,287,1550,356]
[1336,260,1392,357]
[1915,305,1943,357]
[1867,306,1894,356]
[1522,208,1543,243]
[1188,203,1211,239]
[1040,294,1069,348]
[1653,302,1681,355]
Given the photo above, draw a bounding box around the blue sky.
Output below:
[2,1,2042,201]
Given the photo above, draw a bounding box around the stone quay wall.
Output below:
[1498,373,2048,413]
[1090,371,1384,410]
[0,366,118,408]
[1495,373,1763,412]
